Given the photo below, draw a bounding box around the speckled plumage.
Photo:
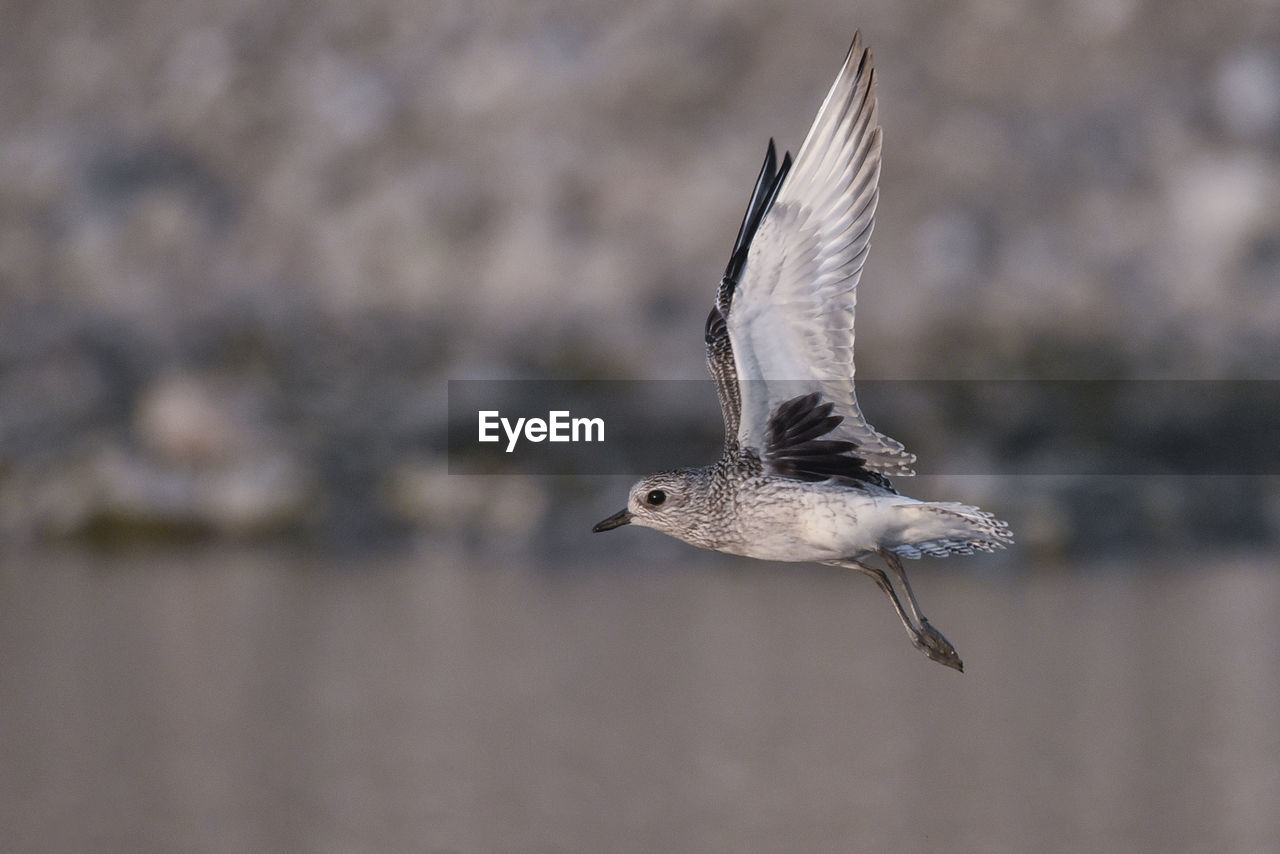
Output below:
[594,34,1011,671]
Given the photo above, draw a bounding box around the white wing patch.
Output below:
[727,33,915,476]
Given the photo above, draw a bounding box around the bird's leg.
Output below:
[878,549,963,672]
[826,559,962,671]
[851,561,921,644]
[878,548,926,626]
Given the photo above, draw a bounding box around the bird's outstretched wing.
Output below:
[717,32,915,477]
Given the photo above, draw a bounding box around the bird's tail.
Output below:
[888,501,1013,559]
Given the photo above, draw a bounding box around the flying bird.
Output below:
[593,33,1011,670]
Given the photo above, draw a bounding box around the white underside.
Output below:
[720,481,1006,562]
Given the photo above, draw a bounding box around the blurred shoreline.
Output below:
[3,2,1279,554]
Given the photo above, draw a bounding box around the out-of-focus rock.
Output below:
[1214,48,1280,141]
[135,373,248,464]
[4,444,312,544]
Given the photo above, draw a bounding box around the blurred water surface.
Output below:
[3,545,1277,853]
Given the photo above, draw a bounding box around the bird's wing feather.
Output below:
[725,33,915,476]
[762,392,893,487]
[706,140,790,453]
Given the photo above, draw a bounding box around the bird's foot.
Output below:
[911,619,964,672]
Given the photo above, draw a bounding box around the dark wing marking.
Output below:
[763,392,894,489]
[719,140,794,311]
[707,141,794,454]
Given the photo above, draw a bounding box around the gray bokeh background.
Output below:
[2,1,1279,851]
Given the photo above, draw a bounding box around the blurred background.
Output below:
[2,0,1279,851]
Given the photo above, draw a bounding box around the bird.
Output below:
[592,32,1011,671]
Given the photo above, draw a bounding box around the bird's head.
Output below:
[592,469,705,537]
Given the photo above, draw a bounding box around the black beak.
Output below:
[592,508,632,532]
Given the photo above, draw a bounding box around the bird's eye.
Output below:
[646,489,666,506]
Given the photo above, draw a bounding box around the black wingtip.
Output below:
[723,139,792,288]
[762,151,793,215]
